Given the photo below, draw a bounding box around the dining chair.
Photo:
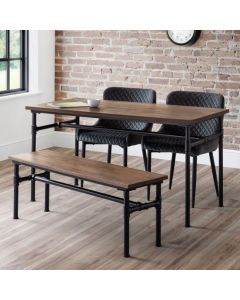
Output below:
[142,91,225,207]
[78,86,156,186]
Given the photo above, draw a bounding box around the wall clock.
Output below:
[167,30,201,46]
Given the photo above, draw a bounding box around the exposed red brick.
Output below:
[55,30,240,149]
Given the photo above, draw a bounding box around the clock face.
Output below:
[167,30,201,46]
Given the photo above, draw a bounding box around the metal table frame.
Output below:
[30,111,224,227]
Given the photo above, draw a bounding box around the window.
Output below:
[0,30,28,96]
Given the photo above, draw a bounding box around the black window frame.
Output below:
[0,30,29,96]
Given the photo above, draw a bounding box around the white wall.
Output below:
[0,31,55,160]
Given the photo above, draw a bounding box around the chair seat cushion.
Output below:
[143,134,219,156]
[78,129,141,148]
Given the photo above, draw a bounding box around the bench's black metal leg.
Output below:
[185,126,191,227]
[123,190,130,257]
[31,112,37,202]
[44,172,50,212]
[80,141,86,188]
[169,152,176,190]
[209,152,219,197]
[123,147,128,167]
[155,183,162,247]
[147,150,152,200]
[219,117,224,207]
[13,164,19,219]
[192,156,197,208]
[74,116,80,186]
[107,144,112,163]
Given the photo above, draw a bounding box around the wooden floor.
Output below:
[0,147,240,270]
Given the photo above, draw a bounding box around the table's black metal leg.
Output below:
[219,117,224,207]
[123,190,130,257]
[155,183,162,247]
[74,117,80,186]
[123,147,128,167]
[185,126,191,227]
[44,172,50,212]
[147,150,152,201]
[107,144,112,163]
[31,112,37,202]
[13,164,19,219]
[80,141,86,188]
[192,156,197,208]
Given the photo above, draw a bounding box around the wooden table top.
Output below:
[26,100,229,126]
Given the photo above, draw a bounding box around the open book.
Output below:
[47,98,89,108]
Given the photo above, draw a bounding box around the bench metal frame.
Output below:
[13,162,162,257]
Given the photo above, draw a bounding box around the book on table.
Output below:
[47,98,89,108]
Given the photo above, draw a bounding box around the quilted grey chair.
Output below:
[78,87,156,186]
[142,91,225,207]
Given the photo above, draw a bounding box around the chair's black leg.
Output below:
[74,116,80,186]
[169,153,176,190]
[123,147,128,167]
[147,150,152,200]
[192,156,197,208]
[13,164,19,219]
[80,141,86,188]
[31,112,37,202]
[142,147,147,171]
[209,152,219,197]
[123,190,130,257]
[155,183,162,247]
[219,117,224,207]
[185,126,191,227]
[107,144,112,163]
[44,172,50,212]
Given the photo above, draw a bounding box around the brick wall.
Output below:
[55,30,240,150]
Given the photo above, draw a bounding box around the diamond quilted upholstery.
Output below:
[78,129,141,147]
[143,91,224,156]
[161,91,225,137]
[143,134,219,156]
[78,87,156,148]
[100,87,156,131]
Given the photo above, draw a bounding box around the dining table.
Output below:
[26,99,229,227]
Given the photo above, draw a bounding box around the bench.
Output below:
[9,150,167,257]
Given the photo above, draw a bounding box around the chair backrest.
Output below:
[161,91,225,137]
[98,87,156,131]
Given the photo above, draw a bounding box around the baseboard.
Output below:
[0,132,54,161]
[53,131,240,169]
[2,131,240,169]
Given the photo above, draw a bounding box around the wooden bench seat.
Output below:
[9,149,167,257]
[10,149,167,190]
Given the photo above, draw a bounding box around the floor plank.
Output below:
[0,147,240,270]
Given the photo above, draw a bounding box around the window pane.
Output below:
[10,30,21,58]
[0,62,7,91]
[10,60,21,89]
[0,30,6,58]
